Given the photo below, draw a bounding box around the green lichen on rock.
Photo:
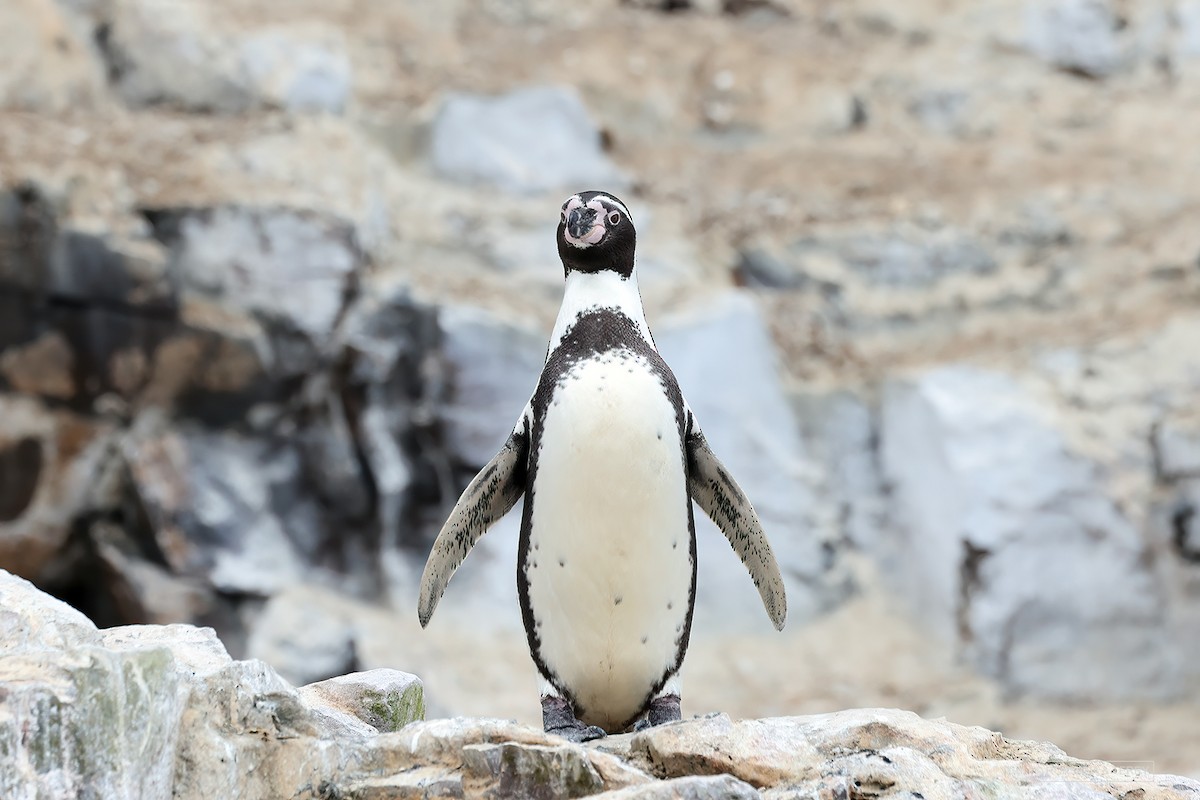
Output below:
[360,682,424,732]
[25,689,66,775]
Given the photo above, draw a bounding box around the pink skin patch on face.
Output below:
[561,195,609,248]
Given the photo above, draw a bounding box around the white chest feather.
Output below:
[525,351,693,730]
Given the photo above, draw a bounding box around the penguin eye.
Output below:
[607,211,621,226]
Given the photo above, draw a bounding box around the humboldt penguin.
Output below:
[418,190,787,742]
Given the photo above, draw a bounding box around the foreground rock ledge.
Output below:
[1,571,1196,800]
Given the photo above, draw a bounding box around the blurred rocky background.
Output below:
[0,0,1198,779]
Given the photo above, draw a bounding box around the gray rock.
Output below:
[658,292,850,629]
[235,26,352,114]
[0,183,173,312]
[246,585,358,686]
[1154,409,1200,481]
[1025,0,1122,78]
[906,88,973,136]
[3,575,1197,800]
[439,304,544,467]
[793,391,884,554]
[431,85,627,194]
[299,669,425,734]
[122,420,308,597]
[0,396,118,582]
[158,206,362,346]
[102,0,352,113]
[880,366,1180,699]
[462,741,605,798]
[808,228,997,289]
[594,775,761,799]
[1171,481,1200,563]
[0,571,188,800]
[741,225,997,294]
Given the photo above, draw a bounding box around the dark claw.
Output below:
[547,723,607,743]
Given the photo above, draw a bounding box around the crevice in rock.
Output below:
[956,541,990,642]
[1171,503,1199,564]
[0,437,42,522]
[92,21,126,85]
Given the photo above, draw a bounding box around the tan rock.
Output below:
[0,0,107,112]
[0,332,75,400]
[0,396,117,579]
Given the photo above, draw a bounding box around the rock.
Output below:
[461,741,605,798]
[880,366,1180,699]
[625,710,1200,799]
[153,205,363,346]
[101,0,249,112]
[1171,481,1200,563]
[1025,0,1122,78]
[595,775,761,799]
[657,292,850,628]
[1154,409,1200,481]
[0,571,190,800]
[0,0,107,112]
[235,25,352,114]
[0,182,173,312]
[431,86,627,194]
[4,572,1198,800]
[792,391,885,554]
[125,423,307,596]
[102,0,352,113]
[91,521,213,624]
[0,396,118,581]
[439,304,545,467]
[0,565,99,649]
[807,227,997,289]
[246,585,359,686]
[299,669,425,734]
[906,87,976,136]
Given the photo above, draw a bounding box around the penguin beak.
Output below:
[566,207,598,241]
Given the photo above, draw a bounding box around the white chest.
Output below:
[524,351,694,730]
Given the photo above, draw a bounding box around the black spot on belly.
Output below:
[641,635,648,644]
[614,596,623,606]
[672,540,678,550]
[657,431,663,440]
[667,601,673,610]
[558,557,566,567]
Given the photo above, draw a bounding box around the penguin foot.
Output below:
[541,695,607,742]
[647,693,681,727]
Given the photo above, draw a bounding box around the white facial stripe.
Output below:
[589,194,630,219]
[560,194,631,221]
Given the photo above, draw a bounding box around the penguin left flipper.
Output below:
[685,426,788,631]
[417,423,529,628]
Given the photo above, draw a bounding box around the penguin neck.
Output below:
[547,266,655,356]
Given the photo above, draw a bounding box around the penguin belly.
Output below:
[524,352,694,732]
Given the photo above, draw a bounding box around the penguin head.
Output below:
[557,190,636,279]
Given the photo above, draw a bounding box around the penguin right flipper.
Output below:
[417,422,529,627]
[685,426,788,631]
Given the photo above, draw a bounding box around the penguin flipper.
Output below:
[685,427,788,631]
[417,426,528,627]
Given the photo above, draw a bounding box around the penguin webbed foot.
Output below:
[632,693,682,732]
[541,695,607,742]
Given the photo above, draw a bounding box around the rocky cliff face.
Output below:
[3,570,1197,800]
[0,0,1199,764]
